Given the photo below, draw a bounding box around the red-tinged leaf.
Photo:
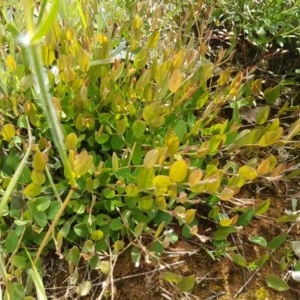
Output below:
[188,169,203,186]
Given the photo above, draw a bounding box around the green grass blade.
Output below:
[32,0,60,43]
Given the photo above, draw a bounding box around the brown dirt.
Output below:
[44,180,300,300]
[110,192,300,300]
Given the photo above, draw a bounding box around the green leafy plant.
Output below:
[1,0,300,298]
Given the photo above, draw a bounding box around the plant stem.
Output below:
[33,188,75,265]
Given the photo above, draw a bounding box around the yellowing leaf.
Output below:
[256,106,270,125]
[91,230,104,241]
[217,68,231,86]
[24,183,41,197]
[166,133,180,155]
[219,187,235,201]
[33,150,48,172]
[169,160,188,182]
[238,165,257,180]
[66,133,78,149]
[78,48,90,72]
[116,119,127,135]
[257,156,277,176]
[153,175,172,195]
[259,128,283,147]
[156,195,167,210]
[185,209,196,224]
[112,152,119,172]
[2,123,16,141]
[6,55,17,71]
[286,119,300,141]
[143,149,159,167]
[173,49,185,69]
[168,69,182,93]
[137,167,154,190]
[251,78,263,96]
[132,14,142,30]
[219,218,233,227]
[72,150,93,178]
[146,30,160,49]
[31,170,46,185]
[188,169,203,186]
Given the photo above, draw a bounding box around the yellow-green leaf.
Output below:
[153,175,172,195]
[238,165,257,180]
[72,150,93,177]
[257,155,277,176]
[256,106,270,125]
[168,69,182,93]
[173,49,185,69]
[24,183,41,197]
[143,149,159,168]
[259,128,283,147]
[169,160,188,182]
[116,119,127,135]
[2,124,16,141]
[166,133,180,155]
[219,218,233,227]
[33,150,48,172]
[78,48,90,72]
[137,167,154,190]
[219,186,235,201]
[146,30,160,49]
[177,275,195,292]
[31,170,46,185]
[132,14,142,30]
[6,55,17,71]
[188,169,203,186]
[91,230,104,241]
[112,152,119,172]
[286,119,300,141]
[185,209,196,224]
[66,133,78,149]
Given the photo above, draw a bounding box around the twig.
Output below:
[92,260,185,287]
[233,268,260,299]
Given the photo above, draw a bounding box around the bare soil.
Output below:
[44,181,300,299]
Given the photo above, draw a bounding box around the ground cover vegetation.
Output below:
[1,0,300,299]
